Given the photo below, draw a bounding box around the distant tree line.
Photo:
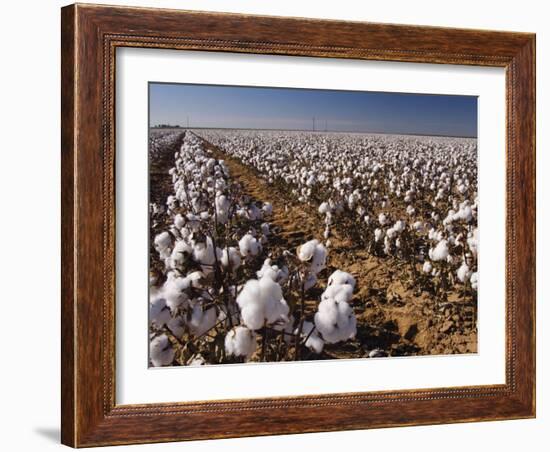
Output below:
[154,124,181,128]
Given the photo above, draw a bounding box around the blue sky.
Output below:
[149,82,477,137]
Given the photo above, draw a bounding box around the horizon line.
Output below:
[150,125,477,139]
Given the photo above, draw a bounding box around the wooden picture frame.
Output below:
[61,3,536,447]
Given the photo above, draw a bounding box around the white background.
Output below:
[118,49,505,404]
[0,0,546,451]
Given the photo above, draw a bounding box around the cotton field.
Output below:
[148,128,478,366]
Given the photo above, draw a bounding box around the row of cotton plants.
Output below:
[149,131,358,366]
[198,129,478,298]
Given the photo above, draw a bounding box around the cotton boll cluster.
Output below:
[225,326,257,360]
[187,303,217,337]
[149,294,172,329]
[220,247,241,272]
[149,334,175,367]
[313,271,357,344]
[314,297,357,344]
[456,261,472,283]
[239,233,262,257]
[236,276,289,330]
[297,239,327,282]
[429,239,449,262]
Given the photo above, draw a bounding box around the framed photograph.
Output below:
[61,3,536,447]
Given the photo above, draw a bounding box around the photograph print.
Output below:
[148,83,479,367]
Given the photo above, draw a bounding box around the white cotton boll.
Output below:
[192,237,218,273]
[299,321,324,354]
[214,194,229,223]
[394,220,406,232]
[413,221,425,233]
[215,193,230,213]
[406,205,415,216]
[162,276,190,311]
[303,273,318,291]
[262,202,273,216]
[446,254,455,264]
[297,239,318,261]
[167,316,185,338]
[386,227,397,239]
[322,284,354,304]
[150,334,175,367]
[186,213,201,231]
[364,215,370,225]
[187,271,205,288]
[236,277,289,330]
[467,228,479,256]
[323,227,330,239]
[378,213,388,225]
[169,240,192,269]
[256,258,279,281]
[166,195,177,211]
[455,205,473,222]
[383,236,392,255]
[318,202,329,214]
[188,305,217,337]
[422,261,433,273]
[429,240,449,262]
[239,233,262,257]
[225,326,257,360]
[174,214,185,229]
[180,226,192,240]
[154,232,172,254]
[220,247,241,271]
[443,210,456,226]
[240,300,264,331]
[309,242,328,275]
[374,228,384,242]
[314,298,357,344]
[328,269,356,289]
[470,272,478,290]
[261,222,270,236]
[188,355,206,366]
[150,296,172,328]
[457,262,472,283]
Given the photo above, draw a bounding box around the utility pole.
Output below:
[312,116,315,131]
[187,116,189,128]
